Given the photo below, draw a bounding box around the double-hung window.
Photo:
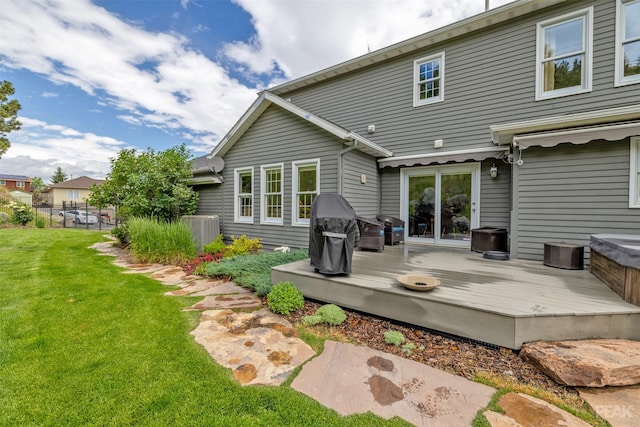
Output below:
[616,0,640,86]
[631,137,640,208]
[260,164,283,225]
[413,53,444,106]
[536,8,593,100]
[292,159,319,226]
[234,167,253,223]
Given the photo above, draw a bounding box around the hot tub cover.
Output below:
[590,234,640,268]
[309,193,357,275]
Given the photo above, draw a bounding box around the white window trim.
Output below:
[292,159,320,227]
[413,52,445,107]
[16,181,25,188]
[615,0,640,87]
[535,7,593,101]
[630,137,640,208]
[234,167,254,224]
[0,180,5,185]
[260,163,284,225]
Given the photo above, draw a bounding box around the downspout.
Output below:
[337,141,358,196]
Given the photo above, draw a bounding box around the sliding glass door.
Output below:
[401,164,479,246]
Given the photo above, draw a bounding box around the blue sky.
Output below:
[0,0,515,181]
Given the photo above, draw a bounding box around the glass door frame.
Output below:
[400,163,480,247]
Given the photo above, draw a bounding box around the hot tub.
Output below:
[590,234,640,306]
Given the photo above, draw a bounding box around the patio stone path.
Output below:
[89,240,315,386]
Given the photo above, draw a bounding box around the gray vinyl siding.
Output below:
[194,184,225,233]
[341,149,380,217]
[380,168,401,217]
[278,0,635,159]
[513,139,640,262]
[479,159,511,230]
[217,105,344,249]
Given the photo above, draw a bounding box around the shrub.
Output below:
[203,234,226,255]
[8,202,34,226]
[302,304,346,326]
[111,225,130,247]
[127,217,197,265]
[183,252,223,276]
[225,234,262,257]
[35,216,46,228]
[267,281,304,315]
[204,249,308,295]
[384,330,405,346]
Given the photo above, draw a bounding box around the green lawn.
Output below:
[0,228,409,426]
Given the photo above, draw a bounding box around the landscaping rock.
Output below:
[191,308,315,386]
[579,386,640,427]
[291,340,495,427]
[489,392,591,427]
[520,339,640,387]
[185,294,262,311]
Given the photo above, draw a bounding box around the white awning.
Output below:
[513,121,640,150]
[187,175,223,186]
[378,147,507,168]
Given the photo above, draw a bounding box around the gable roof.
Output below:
[210,91,393,160]
[49,176,104,189]
[269,0,565,96]
[0,174,31,181]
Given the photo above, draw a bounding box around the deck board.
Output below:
[272,245,640,349]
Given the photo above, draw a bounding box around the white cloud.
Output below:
[225,0,517,79]
[0,0,258,152]
[0,117,129,180]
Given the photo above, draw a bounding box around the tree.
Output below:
[51,167,68,184]
[0,80,22,159]
[88,144,198,222]
[30,177,48,205]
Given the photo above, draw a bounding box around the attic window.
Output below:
[413,52,444,107]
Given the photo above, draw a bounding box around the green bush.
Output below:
[267,281,304,315]
[204,249,308,295]
[8,202,34,226]
[203,233,226,255]
[127,217,197,265]
[111,225,130,247]
[302,304,347,326]
[35,216,46,228]
[225,234,262,257]
[384,330,405,346]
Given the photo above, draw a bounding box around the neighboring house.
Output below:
[0,174,32,192]
[192,0,640,262]
[48,176,105,207]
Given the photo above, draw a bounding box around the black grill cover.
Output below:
[309,193,357,275]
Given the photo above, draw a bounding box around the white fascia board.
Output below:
[348,132,393,158]
[270,0,564,95]
[490,104,640,145]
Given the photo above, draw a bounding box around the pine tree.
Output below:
[51,167,68,184]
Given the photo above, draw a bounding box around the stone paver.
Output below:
[579,386,640,427]
[291,340,494,427]
[491,392,591,427]
[185,294,262,311]
[191,308,315,386]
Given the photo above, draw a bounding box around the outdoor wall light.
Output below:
[489,163,499,178]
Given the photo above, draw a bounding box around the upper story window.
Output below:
[234,167,253,223]
[631,137,640,208]
[260,164,283,225]
[536,8,593,100]
[292,159,319,226]
[413,53,444,106]
[17,181,25,188]
[616,0,640,86]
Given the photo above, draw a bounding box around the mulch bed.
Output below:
[286,299,578,399]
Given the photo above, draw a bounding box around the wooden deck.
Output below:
[272,244,640,349]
